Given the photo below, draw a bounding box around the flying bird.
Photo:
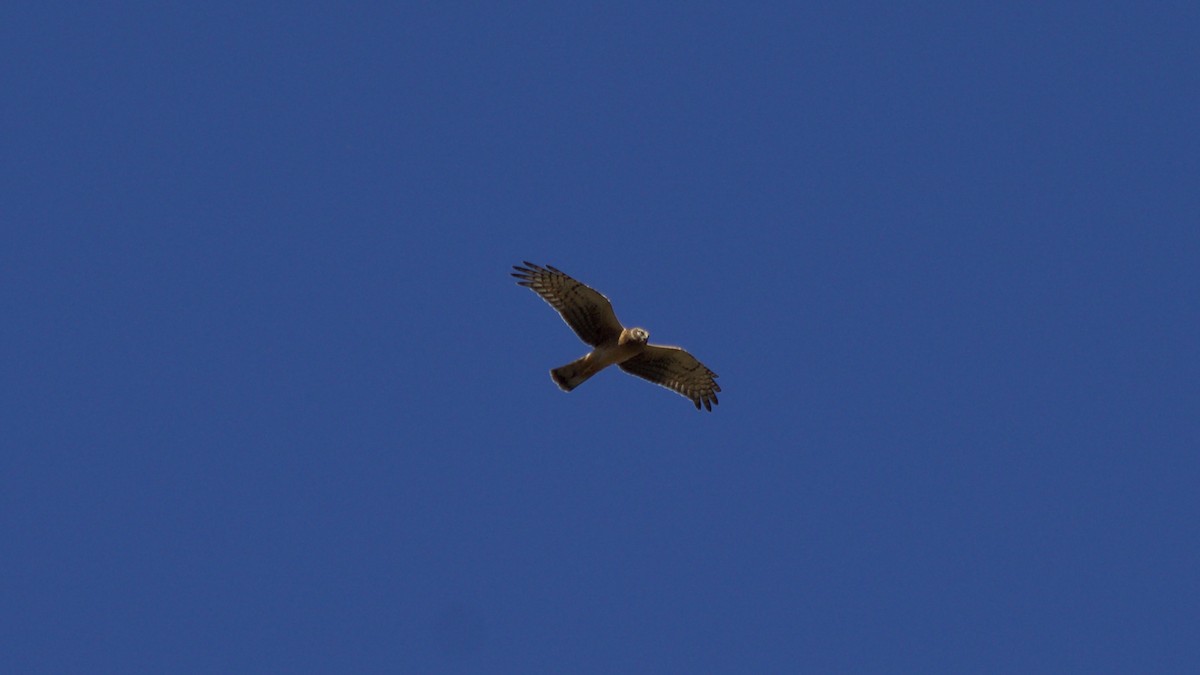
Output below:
[512,262,720,411]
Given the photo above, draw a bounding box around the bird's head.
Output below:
[625,327,650,344]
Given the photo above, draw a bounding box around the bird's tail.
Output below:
[550,355,598,392]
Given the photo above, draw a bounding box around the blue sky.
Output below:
[3,2,1197,672]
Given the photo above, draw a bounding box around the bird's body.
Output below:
[512,262,720,411]
[551,327,648,391]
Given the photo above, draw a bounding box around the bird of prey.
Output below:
[512,262,720,411]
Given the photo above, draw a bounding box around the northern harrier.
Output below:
[512,262,720,411]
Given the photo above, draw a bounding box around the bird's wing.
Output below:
[620,344,720,411]
[512,262,624,346]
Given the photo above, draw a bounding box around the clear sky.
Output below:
[3,2,1197,673]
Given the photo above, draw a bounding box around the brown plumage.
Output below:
[512,262,720,411]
